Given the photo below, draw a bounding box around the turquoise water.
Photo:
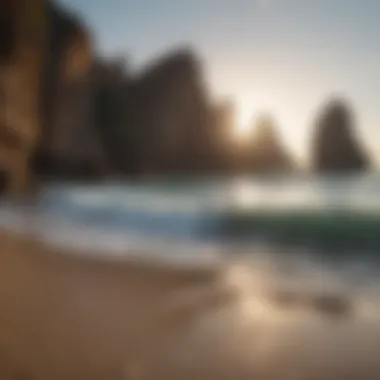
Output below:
[2,173,380,263]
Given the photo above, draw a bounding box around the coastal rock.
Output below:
[208,100,239,172]
[1,0,102,191]
[249,115,293,172]
[122,48,211,175]
[0,0,15,60]
[35,1,102,179]
[312,99,369,173]
[0,0,47,195]
[92,58,131,175]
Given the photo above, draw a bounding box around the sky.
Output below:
[60,0,380,164]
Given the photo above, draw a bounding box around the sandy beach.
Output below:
[1,228,380,379]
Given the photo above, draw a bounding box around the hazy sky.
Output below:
[60,0,380,164]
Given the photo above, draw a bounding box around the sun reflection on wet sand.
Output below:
[1,229,380,378]
[216,261,380,380]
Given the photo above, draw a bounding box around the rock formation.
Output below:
[312,99,369,173]
[92,58,131,175]
[2,0,300,188]
[121,48,212,175]
[208,100,239,172]
[35,1,103,180]
[0,0,104,193]
[249,115,294,172]
[0,0,47,195]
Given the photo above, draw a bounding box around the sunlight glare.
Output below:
[235,100,255,140]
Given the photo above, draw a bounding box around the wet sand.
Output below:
[1,228,380,379]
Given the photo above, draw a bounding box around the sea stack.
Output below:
[312,99,369,173]
[250,115,294,173]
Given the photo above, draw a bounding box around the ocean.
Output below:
[2,173,380,264]
[2,174,380,378]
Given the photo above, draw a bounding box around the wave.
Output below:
[4,178,380,258]
[208,209,380,254]
[34,187,380,256]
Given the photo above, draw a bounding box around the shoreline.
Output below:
[1,228,380,379]
[0,228,237,379]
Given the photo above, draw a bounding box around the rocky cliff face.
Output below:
[35,1,101,179]
[0,0,102,193]
[0,0,47,194]
[92,59,131,175]
[121,49,212,175]
[312,100,369,173]
[249,115,294,173]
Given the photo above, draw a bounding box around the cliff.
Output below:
[120,48,212,175]
[0,0,105,193]
[92,58,131,175]
[35,1,104,179]
[312,99,369,173]
[0,0,47,194]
